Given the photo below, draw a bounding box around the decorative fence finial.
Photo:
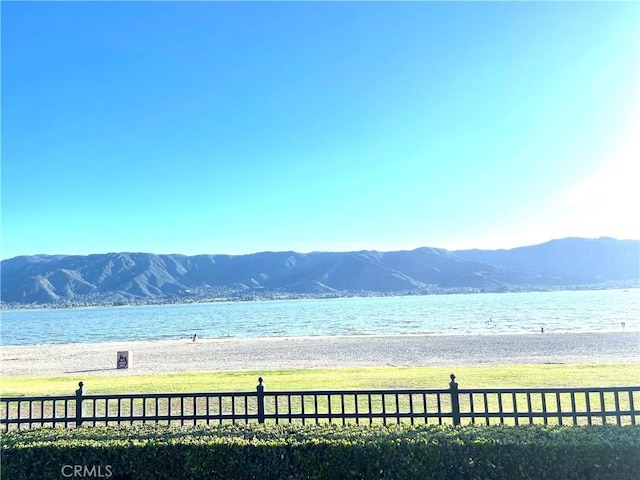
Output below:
[449,374,457,388]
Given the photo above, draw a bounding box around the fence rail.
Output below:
[1,375,639,431]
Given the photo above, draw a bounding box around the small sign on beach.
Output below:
[117,351,130,369]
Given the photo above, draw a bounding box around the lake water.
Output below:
[1,289,638,346]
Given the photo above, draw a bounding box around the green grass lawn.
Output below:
[2,363,638,397]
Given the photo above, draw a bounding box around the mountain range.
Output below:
[1,237,638,307]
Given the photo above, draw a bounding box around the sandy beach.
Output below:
[1,332,638,377]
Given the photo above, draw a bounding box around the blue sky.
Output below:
[1,1,638,260]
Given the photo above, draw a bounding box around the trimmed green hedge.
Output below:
[2,424,639,480]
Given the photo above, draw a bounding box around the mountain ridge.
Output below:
[1,237,638,307]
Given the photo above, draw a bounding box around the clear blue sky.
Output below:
[1,1,638,260]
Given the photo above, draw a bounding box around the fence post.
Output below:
[257,377,265,424]
[449,374,460,426]
[75,382,84,427]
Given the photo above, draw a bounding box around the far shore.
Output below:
[1,331,638,378]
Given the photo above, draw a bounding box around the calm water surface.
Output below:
[1,289,638,346]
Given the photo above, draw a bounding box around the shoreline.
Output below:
[1,331,638,378]
[3,327,638,348]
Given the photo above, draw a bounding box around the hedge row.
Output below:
[2,424,639,480]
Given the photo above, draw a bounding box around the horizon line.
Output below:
[2,235,636,262]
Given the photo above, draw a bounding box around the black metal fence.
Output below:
[1,375,639,431]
